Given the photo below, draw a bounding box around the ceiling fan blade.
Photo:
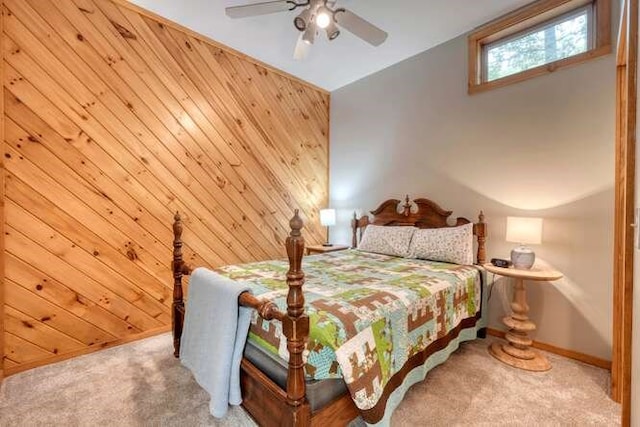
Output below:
[294,33,311,60]
[334,8,387,46]
[226,1,296,19]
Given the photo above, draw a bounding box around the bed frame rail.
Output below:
[171,210,310,419]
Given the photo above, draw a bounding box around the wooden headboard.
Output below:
[351,196,487,264]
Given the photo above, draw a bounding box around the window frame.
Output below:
[468,0,611,94]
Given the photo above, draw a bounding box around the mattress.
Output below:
[243,339,347,412]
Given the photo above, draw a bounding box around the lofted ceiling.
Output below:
[128,0,533,91]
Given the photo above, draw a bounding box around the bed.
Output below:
[171,196,487,426]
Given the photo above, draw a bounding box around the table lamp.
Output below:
[319,208,336,247]
[506,216,543,269]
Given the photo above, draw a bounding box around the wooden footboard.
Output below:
[171,210,313,425]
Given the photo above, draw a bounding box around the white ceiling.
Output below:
[129,0,533,91]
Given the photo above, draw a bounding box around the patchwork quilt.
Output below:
[215,249,482,420]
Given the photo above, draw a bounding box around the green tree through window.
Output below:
[486,9,589,82]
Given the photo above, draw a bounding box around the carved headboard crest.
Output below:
[351,195,487,264]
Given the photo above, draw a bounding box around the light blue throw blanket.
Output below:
[180,267,253,418]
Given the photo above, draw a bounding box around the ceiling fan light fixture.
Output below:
[325,20,340,40]
[225,0,389,60]
[302,22,316,44]
[294,8,311,31]
[315,7,332,29]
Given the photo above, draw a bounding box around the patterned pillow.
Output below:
[357,225,416,258]
[408,223,474,265]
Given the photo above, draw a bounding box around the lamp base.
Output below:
[511,246,535,269]
[322,243,333,247]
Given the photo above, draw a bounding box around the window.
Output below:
[485,6,591,81]
[468,0,611,94]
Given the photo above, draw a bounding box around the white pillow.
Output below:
[358,225,416,258]
[408,223,474,265]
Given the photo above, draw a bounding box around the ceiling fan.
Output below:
[225,0,388,59]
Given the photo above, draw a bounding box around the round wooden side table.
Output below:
[483,263,563,372]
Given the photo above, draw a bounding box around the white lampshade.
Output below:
[506,217,543,245]
[320,209,336,227]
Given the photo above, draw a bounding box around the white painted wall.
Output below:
[329,33,616,360]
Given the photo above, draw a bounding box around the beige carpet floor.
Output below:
[0,333,620,426]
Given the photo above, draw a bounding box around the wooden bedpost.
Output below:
[351,212,369,248]
[351,211,358,248]
[283,209,310,424]
[172,212,186,358]
[475,211,487,265]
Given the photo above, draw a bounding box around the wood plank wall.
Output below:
[1,0,329,375]
[0,0,5,383]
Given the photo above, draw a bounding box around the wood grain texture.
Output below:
[108,0,329,96]
[485,270,564,372]
[612,0,636,425]
[486,328,612,370]
[1,0,329,373]
[0,0,5,382]
[4,324,170,376]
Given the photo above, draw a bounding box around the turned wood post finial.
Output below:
[402,194,411,216]
[173,211,183,240]
[476,210,487,265]
[289,209,303,238]
[283,209,308,407]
